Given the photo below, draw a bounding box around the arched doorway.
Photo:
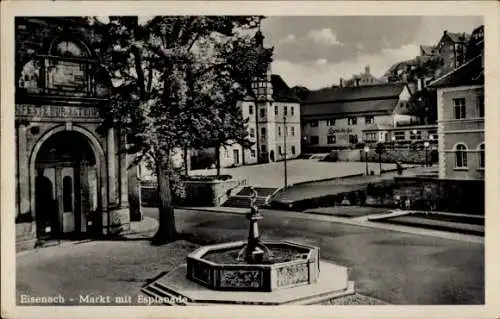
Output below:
[269,150,275,162]
[33,130,100,239]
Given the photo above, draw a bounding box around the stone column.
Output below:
[17,121,31,216]
[79,161,90,234]
[107,127,117,206]
[119,129,129,208]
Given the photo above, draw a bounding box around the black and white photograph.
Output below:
[1,1,499,319]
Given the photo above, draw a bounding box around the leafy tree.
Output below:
[93,16,273,244]
[407,88,437,124]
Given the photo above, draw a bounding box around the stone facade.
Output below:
[437,85,484,180]
[15,17,141,244]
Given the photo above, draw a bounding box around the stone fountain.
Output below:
[141,187,355,305]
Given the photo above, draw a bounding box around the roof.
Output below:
[271,74,300,102]
[420,45,437,55]
[301,98,400,118]
[428,54,483,88]
[303,82,406,104]
[446,32,471,43]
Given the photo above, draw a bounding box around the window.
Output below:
[365,116,374,124]
[261,145,267,153]
[250,128,255,138]
[285,127,288,136]
[453,98,466,119]
[291,107,294,116]
[278,126,281,136]
[455,144,468,168]
[309,120,318,127]
[479,143,485,169]
[310,136,319,145]
[477,94,484,117]
[261,127,266,137]
[251,149,256,157]
[291,146,296,155]
[275,105,278,115]
[260,108,266,118]
[410,130,422,140]
[428,129,437,140]
[348,117,357,125]
[394,131,405,141]
[291,126,295,136]
[327,135,336,144]
[365,132,377,141]
[327,119,336,126]
[63,176,73,212]
[279,146,283,155]
[284,106,288,116]
[349,134,358,144]
[224,149,229,158]
[249,104,253,115]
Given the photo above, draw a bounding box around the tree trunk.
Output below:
[152,154,177,245]
[215,145,221,176]
[183,146,189,175]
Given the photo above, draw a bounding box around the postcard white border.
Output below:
[2,1,499,319]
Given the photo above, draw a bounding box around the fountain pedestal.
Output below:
[141,187,356,305]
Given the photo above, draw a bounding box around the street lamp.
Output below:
[364,145,370,175]
[424,141,430,167]
[283,115,288,188]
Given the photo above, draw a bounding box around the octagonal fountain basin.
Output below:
[186,241,320,292]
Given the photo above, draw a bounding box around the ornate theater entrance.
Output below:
[32,130,102,239]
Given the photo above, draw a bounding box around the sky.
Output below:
[260,16,483,90]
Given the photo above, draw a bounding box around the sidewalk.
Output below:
[178,206,483,244]
[16,217,158,254]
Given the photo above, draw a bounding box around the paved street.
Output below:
[17,208,484,305]
[190,159,404,188]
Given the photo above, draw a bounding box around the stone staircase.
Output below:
[222,186,278,209]
[141,281,191,306]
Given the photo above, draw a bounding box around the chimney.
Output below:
[365,65,370,75]
[339,78,343,88]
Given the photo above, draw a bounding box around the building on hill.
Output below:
[428,54,484,180]
[15,17,140,245]
[339,65,385,88]
[301,83,418,152]
[433,30,470,77]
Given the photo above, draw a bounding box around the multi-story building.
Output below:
[15,17,138,245]
[198,28,301,168]
[362,124,438,144]
[429,54,484,180]
[301,83,417,151]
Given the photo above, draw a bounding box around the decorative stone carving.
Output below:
[192,261,211,285]
[220,270,262,289]
[276,262,309,288]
